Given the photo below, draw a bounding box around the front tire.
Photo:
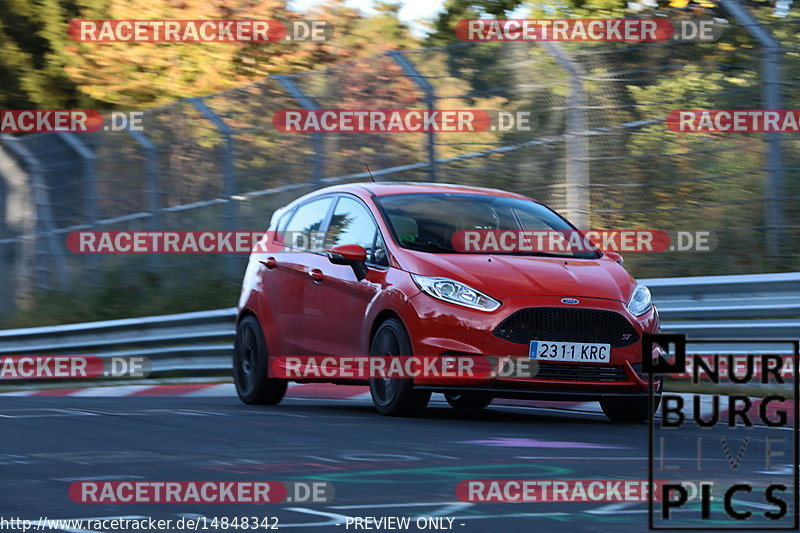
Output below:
[368,318,431,416]
[445,392,493,410]
[233,315,287,405]
[600,393,661,423]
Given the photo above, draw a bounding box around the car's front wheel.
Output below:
[600,393,661,423]
[444,392,493,410]
[368,318,431,416]
[233,315,287,405]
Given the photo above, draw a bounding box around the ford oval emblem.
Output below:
[561,298,580,305]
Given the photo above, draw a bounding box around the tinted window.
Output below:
[325,197,388,266]
[282,197,333,251]
[273,208,292,233]
[371,233,388,266]
[376,193,598,258]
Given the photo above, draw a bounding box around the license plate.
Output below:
[529,340,611,363]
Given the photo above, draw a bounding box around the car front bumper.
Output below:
[400,293,660,397]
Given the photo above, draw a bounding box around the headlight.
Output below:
[411,274,501,312]
[627,284,653,316]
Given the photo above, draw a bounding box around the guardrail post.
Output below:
[719,0,784,256]
[188,97,237,276]
[0,161,7,316]
[387,50,437,182]
[128,129,161,272]
[1,135,68,290]
[274,75,324,184]
[540,42,590,229]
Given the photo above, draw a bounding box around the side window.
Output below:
[325,197,388,266]
[371,232,389,267]
[272,209,292,233]
[281,197,333,251]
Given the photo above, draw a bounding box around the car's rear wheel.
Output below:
[600,393,661,423]
[369,318,431,416]
[444,392,493,410]
[233,315,287,405]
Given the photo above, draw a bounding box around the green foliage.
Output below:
[0,0,419,109]
[2,260,240,328]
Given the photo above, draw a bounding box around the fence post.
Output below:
[274,75,324,184]
[540,42,590,229]
[128,129,161,271]
[56,133,97,227]
[1,135,68,290]
[0,158,7,316]
[56,132,98,274]
[387,50,437,182]
[719,0,784,257]
[188,97,238,276]
[0,145,36,310]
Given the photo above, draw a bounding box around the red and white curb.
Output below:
[0,382,601,412]
[0,383,369,398]
[0,383,793,424]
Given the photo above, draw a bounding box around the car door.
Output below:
[259,195,334,355]
[302,195,387,356]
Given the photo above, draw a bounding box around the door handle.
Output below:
[259,257,277,269]
[309,268,324,282]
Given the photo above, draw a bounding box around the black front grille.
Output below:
[533,362,627,382]
[493,307,639,348]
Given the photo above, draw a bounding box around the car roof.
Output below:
[305,181,536,201]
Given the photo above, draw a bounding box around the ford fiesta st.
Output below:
[234,182,661,421]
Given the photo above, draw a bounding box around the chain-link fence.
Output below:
[1,13,798,320]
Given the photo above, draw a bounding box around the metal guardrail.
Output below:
[0,273,797,377]
[0,308,238,374]
[645,272,800,319]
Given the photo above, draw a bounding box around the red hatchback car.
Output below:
[234,182,661,421]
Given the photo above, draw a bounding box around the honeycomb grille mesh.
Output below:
[493,308,639,348]
[533,362,628,381]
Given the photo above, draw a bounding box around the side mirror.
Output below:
[327,244,368,280]
[604,251,624,265]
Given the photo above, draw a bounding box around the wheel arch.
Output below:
[237,307,257,324]
[369,309,405,347]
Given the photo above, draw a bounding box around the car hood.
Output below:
[398,252,637,302]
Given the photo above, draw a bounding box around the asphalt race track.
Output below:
[0,394,796,532]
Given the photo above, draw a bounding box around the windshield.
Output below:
[375,193,600,259]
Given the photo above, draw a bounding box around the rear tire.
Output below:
[600,393,661,423]
[368,318,431,416]
[445,392,493,410]
[233,315,287,405]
